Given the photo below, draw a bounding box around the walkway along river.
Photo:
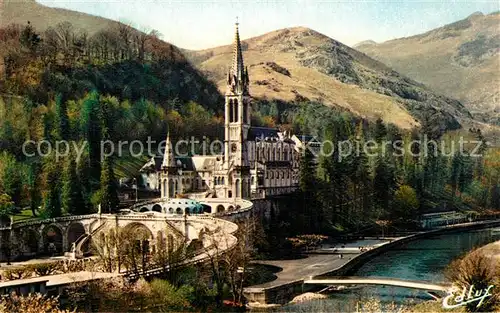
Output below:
[283,224,500,311]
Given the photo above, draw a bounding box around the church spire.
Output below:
[232,20,244,80]
[162,132,176,168]
[227,20,249,95]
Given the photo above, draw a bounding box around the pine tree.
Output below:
[43,162,62,218]
[458,153,474,196]
[299,148,316,193]
[54,94,70,140]
[99,157,120,213]
[298,147,319,232]
[450,153,463,197]
[81,91,102,189]
[373,156,397,211]
[28,162,41,217]
[20,21,42,54]
[62,157,86,215]
[77,148,95,213]
[374,117,387,143]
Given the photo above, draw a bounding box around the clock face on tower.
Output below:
[231,143,237,153]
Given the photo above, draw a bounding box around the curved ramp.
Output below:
[73,220,108,258]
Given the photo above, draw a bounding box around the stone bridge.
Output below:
[0,198,253,261]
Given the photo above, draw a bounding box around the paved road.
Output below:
[0,271,118,288]
[248,238,392,290]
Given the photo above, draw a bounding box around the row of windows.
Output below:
[214,177,225,185]
[255,146,294,162]
[266,171,290,179]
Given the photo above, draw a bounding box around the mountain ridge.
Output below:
[356,11,499,124]
[188,26,472,131]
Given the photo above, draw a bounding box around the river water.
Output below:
[284,226,500,312]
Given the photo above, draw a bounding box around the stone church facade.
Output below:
[141,23,318,201]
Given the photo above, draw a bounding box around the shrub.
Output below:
[445,248,499,312]
[2,267,31,280]
[0,292,72,313]
[28,263,59,276]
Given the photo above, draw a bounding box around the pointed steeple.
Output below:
[162,132,176,168]
[227,20,249,95]
[232,21,244,80]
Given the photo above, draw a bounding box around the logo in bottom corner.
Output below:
[442,284,494,309]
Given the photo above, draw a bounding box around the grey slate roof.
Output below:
[248,126,280,141]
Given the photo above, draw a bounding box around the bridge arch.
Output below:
[0,215,10,228]
[216,205,225,213]
[21,228,40,255]
[42,224,64,255]
[67,222,86,248]
[152,204,162,212]
[139,207,149,212]
[123,222,153,256]
[123,222,153,239]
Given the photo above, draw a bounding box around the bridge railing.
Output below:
[11,214,100,228]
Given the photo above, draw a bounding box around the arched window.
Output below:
[235,179,241,198]
[243,102,248,124]
[229,99,234,122]
[234,99,239,123]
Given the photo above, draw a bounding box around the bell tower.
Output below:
[224,21,251,199]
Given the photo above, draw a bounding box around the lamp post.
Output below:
[132,178,138,202]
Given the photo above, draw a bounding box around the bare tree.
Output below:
[199,217,265,306]
[116,22,133,60]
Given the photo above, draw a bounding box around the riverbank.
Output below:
[244,219,500,306]
[478,239,500,261]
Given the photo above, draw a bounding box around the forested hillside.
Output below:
[0,20,498,235]
[0,20,227,217]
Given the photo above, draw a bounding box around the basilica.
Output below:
[140,23,318,201]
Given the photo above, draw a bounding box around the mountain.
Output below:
[1,0,119,35]
[188,27,472,131]
[356,12,499,124]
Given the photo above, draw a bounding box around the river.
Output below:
[284,226,500,312]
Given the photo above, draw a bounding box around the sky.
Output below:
[36,0,500,50]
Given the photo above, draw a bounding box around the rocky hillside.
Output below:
[356,12,499,124]
[188,27,472,131]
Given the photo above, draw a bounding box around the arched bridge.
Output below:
[304,277,451,292]
[1,212,239,261]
